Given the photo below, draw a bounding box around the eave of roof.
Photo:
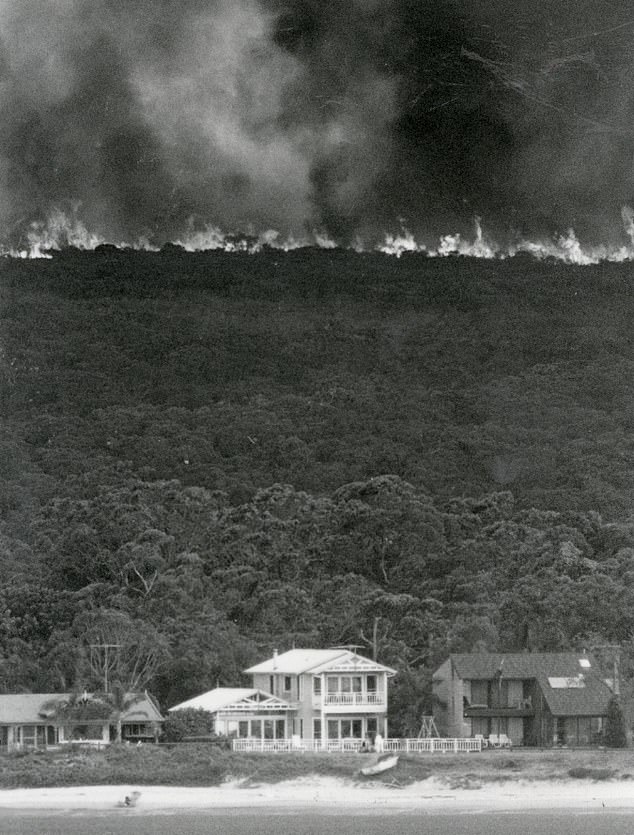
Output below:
[168,688,293,714]
[245,648,396,675]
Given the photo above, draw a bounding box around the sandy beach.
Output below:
[0,777,633,816]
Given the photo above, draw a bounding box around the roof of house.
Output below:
[444,653,613,717]
[244,648,396,675]
[447,652,596,681]
[0,692,163,725]
[168,688,292,714]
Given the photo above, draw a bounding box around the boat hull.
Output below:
[360,755,399,776]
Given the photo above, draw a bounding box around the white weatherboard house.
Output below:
[170,648,396,746]
[168,687,294,741]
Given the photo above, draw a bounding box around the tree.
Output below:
[43,692,112,741]
[605,695,628,748]
[71,609,168,692]
[101,683,147,744]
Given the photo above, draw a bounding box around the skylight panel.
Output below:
[548,676,585,689]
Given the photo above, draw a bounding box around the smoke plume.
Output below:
[1,0,634,247]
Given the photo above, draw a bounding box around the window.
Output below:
[327,676,338,693]
[226,720,239,738]
[264,720,274,739]
[352,677,362,693]
[275,719,285,739]
[341,677,351,693]
[123,723,149,737]
[491,680,509,708]
[269,675,274,693]
[366,718,377,734]
[313,719,321,740]
[238,721,249,737]
[325,718,365,739]
[313,677,321,695]
[470,680,488,706]
[284,676,292,692]
[472,717,489,737]
[577,717,591,745]
[251,720,262,738]
[367,675,377,693]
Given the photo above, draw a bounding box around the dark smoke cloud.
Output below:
[1,0,634,246]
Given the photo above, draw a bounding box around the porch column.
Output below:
[321,672,327,751]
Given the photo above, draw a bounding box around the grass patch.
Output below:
[2,746,634,789]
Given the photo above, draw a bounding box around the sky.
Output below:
[1,0,634,248]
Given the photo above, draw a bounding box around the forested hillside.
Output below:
[2,247,634,732]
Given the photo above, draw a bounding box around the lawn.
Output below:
[1,745,633,789]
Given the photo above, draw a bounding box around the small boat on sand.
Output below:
[360,754,399,776]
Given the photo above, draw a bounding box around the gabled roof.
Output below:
[0,692,163,724]
[244,648,396,676]
[442,653,612,717]
[0,694,68,725]
[447,652,599,681]
[168,688,293,714]
[540,673,612,717]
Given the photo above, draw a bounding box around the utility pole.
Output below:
[89,643,120,693]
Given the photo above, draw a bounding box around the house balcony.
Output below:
[319,692,386,712]
[464,701,534,719]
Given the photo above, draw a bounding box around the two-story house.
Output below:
[433,653,613,747]
[170,648,395,746]
[246,648,395,744]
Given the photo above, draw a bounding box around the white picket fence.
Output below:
[232,737,482,754]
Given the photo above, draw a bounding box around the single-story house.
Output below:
[433,652,613,747]
[0,691,163,751]
[168,687,294,740]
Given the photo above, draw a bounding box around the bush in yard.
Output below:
[162,708,216,742]
[605,696,628,748]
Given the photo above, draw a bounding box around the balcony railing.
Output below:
[323,692,385,705]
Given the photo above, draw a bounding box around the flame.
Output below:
[5,207,634,264]
[2,208,157,259]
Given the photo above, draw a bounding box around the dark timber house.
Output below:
[433,653,613,747]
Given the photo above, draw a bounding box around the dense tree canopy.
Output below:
[2,248,634,727]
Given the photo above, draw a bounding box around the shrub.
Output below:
[161,707,216,742]
[605,696,628,748]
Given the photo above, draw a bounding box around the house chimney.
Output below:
[273,649,278,670]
